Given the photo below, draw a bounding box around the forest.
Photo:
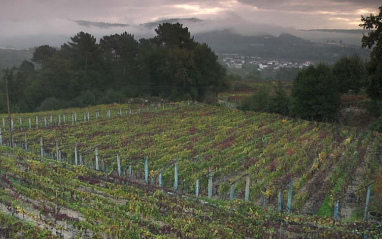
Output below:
[0,23,229,113]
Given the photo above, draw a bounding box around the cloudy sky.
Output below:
[0,0,380,47]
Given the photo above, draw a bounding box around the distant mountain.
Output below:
[0,17,371,66]
[70,19,129,28]
[302,29,369,34]
[141,18,203,29]
[194,29,370,63]
[0,48,34,70]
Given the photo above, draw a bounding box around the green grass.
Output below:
[318,196,332,217]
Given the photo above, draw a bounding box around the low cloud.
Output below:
[0,0,379,48]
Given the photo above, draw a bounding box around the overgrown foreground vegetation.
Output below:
[0,103,381,238]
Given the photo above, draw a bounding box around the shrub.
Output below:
[36,97,70,111]
[375,169,382,212]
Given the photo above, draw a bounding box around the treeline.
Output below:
[240,5,382,125]
[0,23,229,113]
[239,55,367,121]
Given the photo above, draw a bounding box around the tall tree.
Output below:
[193,43,228,100]
[31,45,57,68]
[290,64,340,121]
[100,32,139,88]
[61,32,106,89]
[332,55,366,94]
[154,23,195,50]
[360,5,382,99]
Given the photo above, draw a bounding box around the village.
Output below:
[221,54,314,71]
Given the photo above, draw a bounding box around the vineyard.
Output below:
[0,102,381,238]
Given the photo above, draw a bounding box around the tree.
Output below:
[290,64,340,121]
[154,23,195,50]
[31,45,57,68]
[332,55,366,94]
[267,81,289,115]
[360,5,382,100]
[100,32,139,88]
[13,61,36,111]
[193,43,229,100]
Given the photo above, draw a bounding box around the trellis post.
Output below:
[56,140,59,161]
[129,164,133,179]
[29,118,31,129]
[364,185,372,221]
[145,156,149,184]
[174,162,178,191]
[245,175,250,201]
[74,144,78,166]
[56,140,60,161]
[230,184,235,200]
[195,179,200,197]
[208,170,213,199]
[35,115,38,128]
[278,190,283,213]
[87,112,90,121]
[0,128,2,145]
[117,153,121,177]
[24,132,27,150]
[159,172,163,187]
[50,114,53,125]
[334,200,339,221]
[2,118,4,127]
[11,118,13,131]
[58,115,61,125]
[95,147,99,170]
[287,179,293,213]
[40,137,44,157]
[44,117,47,128]
[63,114,66,124]
[263,196,267,207]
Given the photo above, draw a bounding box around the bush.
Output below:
[369,117,382,133]
[367,100,382,117]
[101,88,125,104]
[375,169,382,212]
[290,64,340,121]
[74,89,99,107]
[36,97,70,111]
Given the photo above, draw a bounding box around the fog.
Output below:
[0,0,378,49]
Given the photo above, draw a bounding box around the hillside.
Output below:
[194,30,370,63]
[0,103,381,237]
[0,48,33,71]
